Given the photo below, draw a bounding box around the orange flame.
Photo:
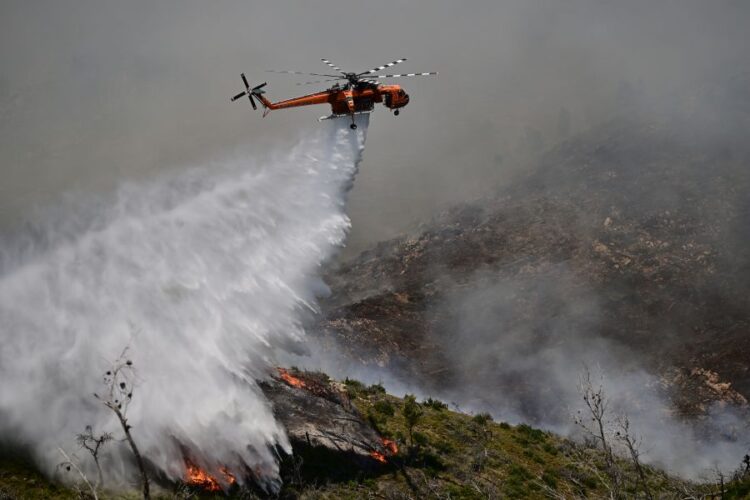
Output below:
[277,367,307,389]
[370,437,398,463]
[382,437,399,455]
[185,460,235,491]
[220,467,237,485]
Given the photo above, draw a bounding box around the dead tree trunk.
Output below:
[109,404,150,500]
[95,348,151,500]
[576,367,622,498]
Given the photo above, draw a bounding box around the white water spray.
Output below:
[0,115,369,488]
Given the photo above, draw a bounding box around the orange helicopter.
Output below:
[230,58,437,129]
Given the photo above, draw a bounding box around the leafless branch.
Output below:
[615,415,653,500]
[57,447,99,500]
[75,425,112,489]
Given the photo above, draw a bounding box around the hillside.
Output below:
[2,369,748,499]
[3,76,750,500]
[318,106,750,423]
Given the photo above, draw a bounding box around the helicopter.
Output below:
[230,58,437,129]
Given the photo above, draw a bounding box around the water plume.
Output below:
[0,115,369,489]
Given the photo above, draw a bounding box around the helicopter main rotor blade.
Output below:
[296,78,345,86]
[241,73,250,89]
[358,58,407,76]
[321,59,345,74]
[248,94,257,110]
[266,70,341,78]
[369,72,438,79]
[231,91,248,102]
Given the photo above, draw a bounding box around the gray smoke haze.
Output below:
[2,1,749,255]
[430,267,749,478]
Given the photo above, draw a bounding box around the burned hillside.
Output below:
[318,77,750,425]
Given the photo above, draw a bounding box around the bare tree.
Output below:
[94,348,150,500]
[574,367,621,498]
[76,425,113,490]
[566,445,620,500]
[615,415,653,500]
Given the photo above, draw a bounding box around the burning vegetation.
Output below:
[184,459,236,492]
[263,369,387,464]
[370,437,399,463]
[277,367,307,389]
[185,461,220,492]
[274,367,344,401]
[271,368,401,467]
[369,450,387,464]
[382,437,399,455]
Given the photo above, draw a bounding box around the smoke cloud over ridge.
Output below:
[0,116,368,487]
[433,267,749,477]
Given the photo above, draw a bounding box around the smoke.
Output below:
[4,1,749,257]
[430,267,749,478]
[0,115,368,488]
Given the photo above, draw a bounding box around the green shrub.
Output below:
[726,477,750,499]
[513,436,530,447]
[517,424,546,442]
[542,442,559,456]
[366,410,384,431]
[423,397,448,410]
[415,449,446,473]
[472,412,493,426]
[523,449,545,464]
[344,378,365,398]
[373,400,395,417]
[509,464,532,480]
[504,464,533,497]
[403,395,423,447]
[368,383,386,394]
[433,439,456,454]
[542,471,558,489]
[413,431,429,447]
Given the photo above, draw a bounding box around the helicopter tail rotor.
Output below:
[230,73,268,111]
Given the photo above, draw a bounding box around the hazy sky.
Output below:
[2,0,749,253]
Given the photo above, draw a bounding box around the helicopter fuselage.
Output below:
[255,83,409,116]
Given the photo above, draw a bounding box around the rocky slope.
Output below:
[318,91,750,423]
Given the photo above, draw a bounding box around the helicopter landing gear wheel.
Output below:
[394,109,400,116]
[350,123,357,130]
